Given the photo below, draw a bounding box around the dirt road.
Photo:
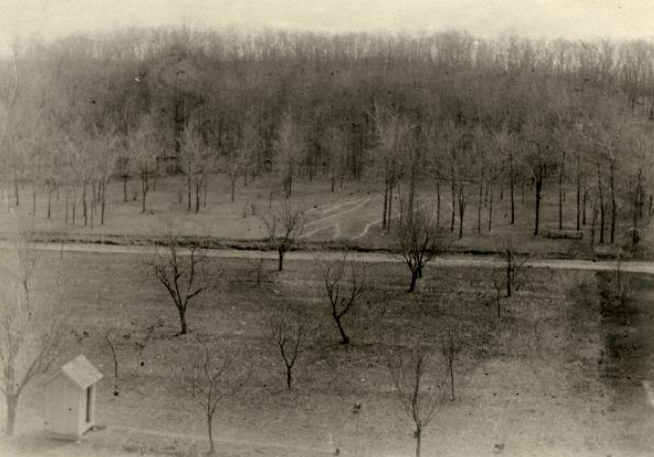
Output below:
[2,241,653,275]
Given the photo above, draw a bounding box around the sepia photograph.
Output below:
[0,1,653,456]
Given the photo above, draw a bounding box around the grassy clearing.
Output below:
[0,250,643,456]
[595,271,654,456]
[0,175,645,259]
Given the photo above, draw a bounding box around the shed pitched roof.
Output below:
[59,355,103,389]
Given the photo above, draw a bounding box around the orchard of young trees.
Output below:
[0,29,653,245]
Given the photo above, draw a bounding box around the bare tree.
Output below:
[262,200,305,272]
[169,341,250,455]
[490,269,506,318]
[319,255,365,345]
[181,122,212,212]
[373,106,411,231]
[442,325,463,401]
[388,339,446,457]
[105,327,120,397]
[268,303,310,388]
[149,234,208,335]
[391,208,448,293]
[274,111,304,199]
[128,116,159,214]
[322,124,348,192]
[613,250,633,325]
[224,117,257,202]
[499,240,528,298]
[490,239,528,317]
[523,115,561,237]
[0,224,62,435]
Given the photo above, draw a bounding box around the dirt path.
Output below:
[352,199,447,240]
[2,241,653,275]
[302,197,371,238]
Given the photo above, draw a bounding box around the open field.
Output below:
[0,174,648,259]
[0,250,652,456]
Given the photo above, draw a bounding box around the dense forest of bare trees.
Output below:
[1,28,654,244]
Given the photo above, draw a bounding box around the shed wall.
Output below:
[44,374,80,438]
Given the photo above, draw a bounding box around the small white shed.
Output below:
[44,355,103,440]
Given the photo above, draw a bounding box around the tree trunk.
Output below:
[93,183,98,213]
[509,152,515,224]
[286,365,293,388]
[334,315,350,345]
[178,307,189,335]
[408,269,419,293]
[449,350,455,401]
[207,414,215,455]
[477,180,483,234]
[142,174,148,214]
[230,178,236,202]
[450,184,456,232]
[32,183,36,216]
[415,428,422,457]
[458,190,465,240]
[5,394,17,436]
[90,184,95,229]
[106,334,119,396]
[47,186,53,219]
[278,250,285,272]
[484,182,489,208]
[609,159,617,244]
[591,197,598,250]
[195,181,201,213]
[65,190,69,224]
[13,178,19,207]
[72,186,77,225]
[382,176,389,230]
[576,156,581,231]
[187,174,192,211]
[82,183,88,227]
[203,179,208,209]
[387,179,394,232]
[123,176,128,202]
[597,157,605,244]
[488,184,493,232]
[599,202,606,244]
[101,182,106,225]
[558,151,565,230]
[436,180,441,228]
[633,169,643,245]
[558,183,563,231]
[534,177,542,236]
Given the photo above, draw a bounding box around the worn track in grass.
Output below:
[2,241,653,275]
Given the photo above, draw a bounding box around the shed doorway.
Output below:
[85,387,92,423]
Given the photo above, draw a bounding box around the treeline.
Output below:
[0,28,653,243]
